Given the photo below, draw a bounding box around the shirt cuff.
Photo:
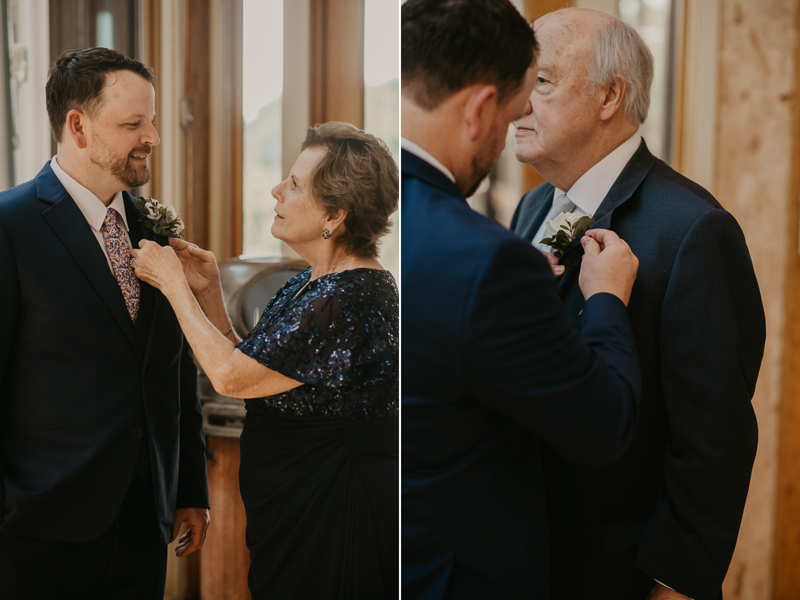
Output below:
[654,579,695,599]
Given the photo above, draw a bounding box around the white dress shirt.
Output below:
[532,133,642,251]
[50,156,133,273]
[401,137,457,184]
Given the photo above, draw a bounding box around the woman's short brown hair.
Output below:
[301,122,399,259]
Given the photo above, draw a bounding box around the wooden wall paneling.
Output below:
[309,0,364,128]
[668,0,687,171]
[773,3,800,596]
[143,0,160,203]
[199,6,248,596]
[310,0,325,126]
[208,0,242,260]
[231,0,243,259]
[48,0,92,62]
[201,436,251,600]
[184,0,211,250]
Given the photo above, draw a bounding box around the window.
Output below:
[617,0,675,161]
[242,0,284,257]
[364,0,399,278]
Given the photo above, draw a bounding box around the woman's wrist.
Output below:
[195,288,232,335]
[196,285,223,307]
[161,276,192,303]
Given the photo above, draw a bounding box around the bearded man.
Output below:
[0,48,209,600]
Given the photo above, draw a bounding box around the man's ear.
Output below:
[599,74,627,122]
[465,85,499,141]
[65,109,89,149]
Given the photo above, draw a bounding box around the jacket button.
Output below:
[132,428,143,439]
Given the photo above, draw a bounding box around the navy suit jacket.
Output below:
[0,163,209,544]
[511,140,765,600]
[402,149,642,599]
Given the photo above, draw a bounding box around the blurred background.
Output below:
[472,1,800,599]
[0,1,397,598]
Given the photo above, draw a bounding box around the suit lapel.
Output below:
[521,188,555,243]
[37,165,138,345]
[557,140,659,299]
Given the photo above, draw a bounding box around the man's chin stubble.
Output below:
[115,161,150,188]
[464,173,489,198]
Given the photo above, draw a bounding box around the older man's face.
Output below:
[513,14,603,170]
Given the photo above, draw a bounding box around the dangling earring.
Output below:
[322,228,331,239]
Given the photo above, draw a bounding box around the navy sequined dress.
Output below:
[236,267,398,600]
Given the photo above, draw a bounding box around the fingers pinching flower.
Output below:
[130,239,184,293]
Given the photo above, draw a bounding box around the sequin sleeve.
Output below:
[237,277,364,387]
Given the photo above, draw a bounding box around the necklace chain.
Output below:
[291,256,352,301]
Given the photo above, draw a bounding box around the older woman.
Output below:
[131,122,398,599]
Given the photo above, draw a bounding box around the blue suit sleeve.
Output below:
[175,337,210,509]
[634,209,763,600]
[0,218,18,512]
[463,237,641,464]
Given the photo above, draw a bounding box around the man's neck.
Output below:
[54,151,118,206]
[401,94,473,195]
[536,124,639,192]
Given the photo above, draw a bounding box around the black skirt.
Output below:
[239,412,399,599]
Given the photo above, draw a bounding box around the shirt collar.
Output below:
[50,156,129,233]
[555,133,642,216]
[401,137,457,184]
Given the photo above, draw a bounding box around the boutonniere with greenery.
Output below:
[132,196,185,239]
[539,211,595,258]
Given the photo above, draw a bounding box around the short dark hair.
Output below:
[402,0,536,110]
[301,123,399,259]
[46,47,155,143]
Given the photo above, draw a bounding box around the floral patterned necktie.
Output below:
[102,208,140,322]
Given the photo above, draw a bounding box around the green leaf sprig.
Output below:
[539,213,595,258]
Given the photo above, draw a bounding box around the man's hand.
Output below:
[168,238,221,299]
[172,507,210,557]
[541,250,565,278]
[645,582,694,600]
[578,228,638,305]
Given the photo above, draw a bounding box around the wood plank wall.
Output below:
[310,0,365,128]
[774,2,800,596]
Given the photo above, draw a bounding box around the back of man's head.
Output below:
[46,47,154,144]
[402,0,536,110]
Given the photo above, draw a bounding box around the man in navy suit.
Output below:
[511,9,765,600]
[402,1,644,598]
[0,48,209,599]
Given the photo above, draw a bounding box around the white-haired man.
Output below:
[511,8,765,600]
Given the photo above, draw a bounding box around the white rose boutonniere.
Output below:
[131,196,186,239]
[539,211,595,258]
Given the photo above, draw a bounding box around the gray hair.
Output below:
[585,16,654,125]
